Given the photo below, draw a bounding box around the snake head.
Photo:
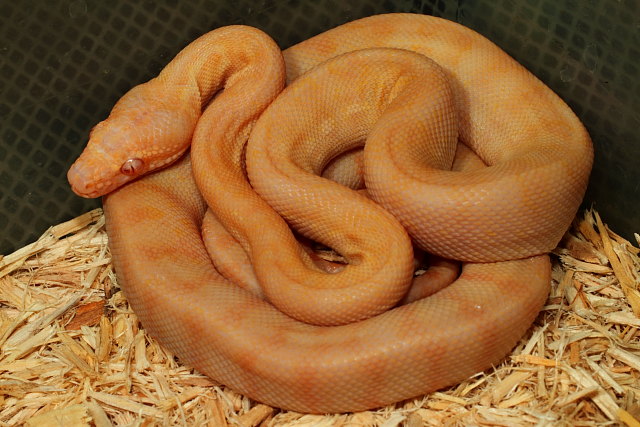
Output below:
[68,82,199,198]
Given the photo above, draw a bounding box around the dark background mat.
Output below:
[1,0,638,254]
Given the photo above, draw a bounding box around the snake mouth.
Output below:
[70,177,123,198]
[70,184,103,199]
[68,163,115,198]
[67,166,94,198]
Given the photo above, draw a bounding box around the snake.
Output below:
[67,14,593,413]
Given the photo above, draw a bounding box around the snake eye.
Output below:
[120,158,145,176]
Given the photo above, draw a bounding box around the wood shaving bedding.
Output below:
[0,208,639,426]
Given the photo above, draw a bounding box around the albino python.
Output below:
[67,14,593,413]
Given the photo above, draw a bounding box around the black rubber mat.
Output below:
[1,0,638,254]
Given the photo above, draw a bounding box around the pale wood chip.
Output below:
[606,311,640,328]
[378,413,406,427]
[608,347,640,372]
[404,411,424,427]
[458,375,488,397]
[2,325,57,363]
[559,255,613,274]
[497,390,535,409]
[618,408,640,427]
[564,366,619,420]
[88,390,164,418]
[0,311,30,350]
[556,234,607,264]
[204,394,229,427]
[490,371,532,403]
[594,212,640,316]
[585,357,625,395]
[519,325,544,356]
[25,403,92,427]
[86,400,114,427]
[0,209,102,278]
[556,385,599,407]
[607,228,640,256]
[133,330,150,372]
[430,391,468,405]
[96,316,113,362]
[474,406,535,426]
[535,365,547,398]
[571,313,621,345]
[4,294,83,350]
[578,210,604,250]
[511,354,559,367]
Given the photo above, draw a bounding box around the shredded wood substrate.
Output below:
[0,208,639,427]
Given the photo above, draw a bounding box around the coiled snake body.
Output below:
[68,14,593,413]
